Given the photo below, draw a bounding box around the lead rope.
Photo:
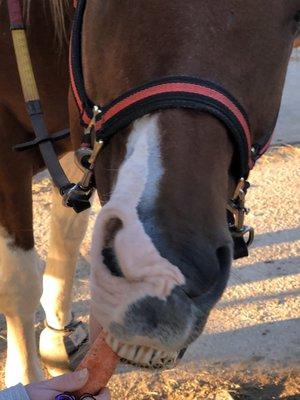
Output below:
[6,0,91,213]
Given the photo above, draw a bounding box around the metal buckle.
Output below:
[231,224,255,247]
[84,105,102,136]
[227,178,254,248]
[63,106,105,213]
[83,105,104,168]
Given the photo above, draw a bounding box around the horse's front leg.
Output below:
[40,152,91,375]
[0,108,43,386]
[3,254,43,386]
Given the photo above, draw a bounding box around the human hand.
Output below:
[25,369,110,400]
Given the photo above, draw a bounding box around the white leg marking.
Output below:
[90,115,185,333]
[41,152,91,329]
[0,229,43,386]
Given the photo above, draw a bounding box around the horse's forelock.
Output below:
[24,0,70,44]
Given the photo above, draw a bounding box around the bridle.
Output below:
[67,0,274,258]
[7,0,274,259]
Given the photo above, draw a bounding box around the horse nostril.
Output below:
[180,243,232,301]
[102,247,124,277]
[103,217,123,247]
[102,217,124,277]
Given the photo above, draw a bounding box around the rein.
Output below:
[6,0,74,196]
[7,0,274,259]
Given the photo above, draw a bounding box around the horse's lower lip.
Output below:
[105,333,181,369]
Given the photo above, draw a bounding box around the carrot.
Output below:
[74,331,120,396]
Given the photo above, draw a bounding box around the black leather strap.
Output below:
[13,100,73,191]
[14,128,70,151]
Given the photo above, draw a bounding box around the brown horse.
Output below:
[0,0,299,387]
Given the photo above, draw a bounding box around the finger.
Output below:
[94,388,111,400]
[43,369,89,392]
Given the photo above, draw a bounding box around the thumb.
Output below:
[44,369,89,392]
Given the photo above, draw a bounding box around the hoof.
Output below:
[39,319,88,376]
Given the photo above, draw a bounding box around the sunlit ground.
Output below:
[0,52,299,399]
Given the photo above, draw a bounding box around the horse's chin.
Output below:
[105,332,183,369]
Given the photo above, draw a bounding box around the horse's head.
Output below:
[72,0,300,367]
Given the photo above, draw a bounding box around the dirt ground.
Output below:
[1,51,300,398]
[0,145,298,399]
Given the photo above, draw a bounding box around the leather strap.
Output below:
[7,0,73,194]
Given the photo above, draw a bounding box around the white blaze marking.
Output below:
[91,114,185,331]
[124,114,163,207]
